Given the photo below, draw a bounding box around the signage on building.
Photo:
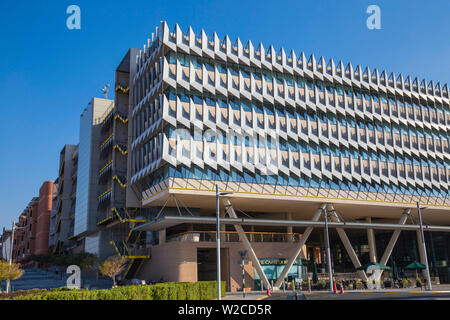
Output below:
[259,258,304,265]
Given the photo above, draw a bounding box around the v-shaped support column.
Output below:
[379,209,410,266]
[222,198,271,289]
[274,204,326,288]
[327,204,368,282]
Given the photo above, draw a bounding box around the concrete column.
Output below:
[286,212,293,242]
[366,217,377,263]
[249,225,255,242]
[379,209,410,265]
[222,198,271,289]
[158,229,166,244]
[274,204,326,288]
[220,208,226,241]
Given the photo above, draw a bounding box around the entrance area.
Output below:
[197,248,229,290]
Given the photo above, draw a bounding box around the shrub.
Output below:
[2,281,226,300]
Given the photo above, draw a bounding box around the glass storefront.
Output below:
[253,258,307,289]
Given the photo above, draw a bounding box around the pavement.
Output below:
[221,285,450,300]
[221,291,270,300]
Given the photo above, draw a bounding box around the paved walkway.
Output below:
[221,285,450,300]
[301,284,450,295]
[221,291,269,300]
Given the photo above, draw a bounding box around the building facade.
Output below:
[49,144,78,254]
[95,48,154,269]
[125,22,450,290]
[34,181,56,255]
[13,198,39,263]
[73,98,114,259]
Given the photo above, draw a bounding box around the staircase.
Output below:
[9,268,66,291]
[8,268,114,292]
[123,258,146,280]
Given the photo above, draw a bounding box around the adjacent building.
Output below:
[34,181,56,255]
[73,98,114,259]
[49,144,78,254]
[12,198,39,263]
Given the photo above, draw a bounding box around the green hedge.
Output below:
[6,281,226,300]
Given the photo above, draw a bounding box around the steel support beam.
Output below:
[134,214,450,232]
[328,204,368,282]
[379,209,410,266]
[222,198,271,289]
[273,204,326,288]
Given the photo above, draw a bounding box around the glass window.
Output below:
[229,67,239,76]
[193,95,202,104]
[179,93,189,103]
[168,52,176,64]
[191,57,202,69]
[264,72,273,82]
[217,63,226,74]
[296,78,305,88]
[205,97,215,106]
[205,62,215,72]
[326,85,335,93]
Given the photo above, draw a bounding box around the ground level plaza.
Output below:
[132,190,450,292]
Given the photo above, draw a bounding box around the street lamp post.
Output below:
[216,185,232,300]
[417,202,432,291]
[216,185,221,300]
[322,208,334,293]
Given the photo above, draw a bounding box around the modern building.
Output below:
[49,144,78,254]
[95,48,154,271]
[73,98,114,259]
[34,181,56,255]
[124,22,450,291]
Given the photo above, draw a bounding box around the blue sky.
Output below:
[0,0,449,229]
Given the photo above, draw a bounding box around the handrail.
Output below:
[113,144,128,155]
[113,175,127,188]
[115,85,130,94]
[98,160,113,174]
[97,188,112,200]
[114,114,128,124]
[167,230,302,243]
[169,230,302,237]
[112,207,147,223]
[99,132,114,149]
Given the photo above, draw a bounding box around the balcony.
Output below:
[167,231,302,243]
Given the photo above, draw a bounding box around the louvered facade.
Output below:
[128,21,450,210]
